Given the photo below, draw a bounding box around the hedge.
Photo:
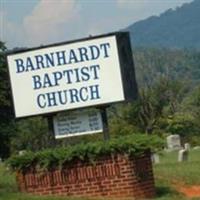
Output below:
[7,134,164,171]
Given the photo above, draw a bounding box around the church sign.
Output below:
[7,32,137,118]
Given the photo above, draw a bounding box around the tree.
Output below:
[109,75,187,137]
[0,41,16,159]
[10,117,50,153]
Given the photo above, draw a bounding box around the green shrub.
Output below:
[7,134,164,172]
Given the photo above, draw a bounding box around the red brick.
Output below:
[16,152,155,199]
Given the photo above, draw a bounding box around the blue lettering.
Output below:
[69,89,79,103]
[89,45,100,60]
[26,57,34,72]
[90,64,100,80]
[35,55,45,69]
[58,90,68,105]
[90,85,100,100]
[32,75,42,89]
[15,59,25,73]
[74,68,81,82]
[36,84,101,109]
[79,87,89,101]
[63,69,73,84]
[78,47,89,62]
[56,51,67,66]
[100,43,110,58]
[37,94,46,108]
[43,74,54,88]
[47,92,57,107]
[52,71,62,86]
[68,49,78,64]
[44,53,55,67]
[80,67,90,81]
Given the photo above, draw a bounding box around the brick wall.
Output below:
[16,151,155,199]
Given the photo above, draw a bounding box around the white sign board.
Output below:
[53,109,103,138]
[7,32,137,118]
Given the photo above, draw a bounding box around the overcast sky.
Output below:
[0,0,193,48]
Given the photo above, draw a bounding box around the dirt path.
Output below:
[176,185,200,198]
[157,175,200,198]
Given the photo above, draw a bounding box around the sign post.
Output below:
[47,115,56,146]
[100,107,110,141]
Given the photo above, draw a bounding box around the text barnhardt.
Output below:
[14,42,111,109]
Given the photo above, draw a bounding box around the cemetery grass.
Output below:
[0,150,200,200]
[154,149,200,185]
[153,149,200,200]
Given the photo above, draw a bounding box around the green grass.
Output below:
[0,149,200,200]
[154,149,200,185]
[152,149,200,200]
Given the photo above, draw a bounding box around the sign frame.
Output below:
[7,32,138,119]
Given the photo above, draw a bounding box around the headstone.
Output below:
[193,146,200,150]
[151,153,160,164]
[19,150,26,155]
[178,149,188,162]
[0,158,2,163]
[184,143,191,150]
[167,134,181,150]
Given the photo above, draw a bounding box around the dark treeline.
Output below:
[1,42,200,159]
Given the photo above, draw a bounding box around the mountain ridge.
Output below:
[126,0,200,49]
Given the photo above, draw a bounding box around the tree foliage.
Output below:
[109,48,200,145]
[0,42,16,159]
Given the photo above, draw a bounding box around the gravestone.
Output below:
[19,150,26,156]
[166,135,181,150]
[178,149,188,162]
[151,153,160,164]
[193,146,200,150]
[184,143,191,150]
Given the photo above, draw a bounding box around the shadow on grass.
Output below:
[156,185,180,198]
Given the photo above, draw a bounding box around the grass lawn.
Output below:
[154,149,200,185]
[153,149,200,200]
[0,149,199,200]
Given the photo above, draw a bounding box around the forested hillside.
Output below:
[126,0,200,48]
[134,48,200,87]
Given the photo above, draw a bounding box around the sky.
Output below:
[0,0,193,49]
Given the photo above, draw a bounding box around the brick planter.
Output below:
[16,151,155,199]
